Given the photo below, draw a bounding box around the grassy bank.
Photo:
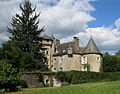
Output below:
[8,80,120,94]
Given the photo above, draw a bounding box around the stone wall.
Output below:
[82,54,101,72]
[22,72,41,88]
[22,72,53,88]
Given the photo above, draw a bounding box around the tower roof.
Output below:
[83,37,101,54]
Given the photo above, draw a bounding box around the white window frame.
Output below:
[81,56,87,64]
[96,57,100,62]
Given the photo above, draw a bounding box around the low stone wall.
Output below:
[22,72,42,88]
[22,72,61,88]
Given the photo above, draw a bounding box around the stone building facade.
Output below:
[42,36,102,72]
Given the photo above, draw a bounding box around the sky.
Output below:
[0,0,120,54]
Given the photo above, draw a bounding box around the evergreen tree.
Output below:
[7,0,48,71]
[0,41,35,71]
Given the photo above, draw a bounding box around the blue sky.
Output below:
[0,0,120,54]
[89,0,120,54]
[89,0,120,27]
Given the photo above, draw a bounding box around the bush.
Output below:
[16,79,28,88]
[61,82,69,86]
[0,60,21,92]
[0,89,6,94]
[106,72,120,81]
[55,71,114,85]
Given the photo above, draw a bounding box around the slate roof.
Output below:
[54,37,101,56]
[53,41,85,56]
[83,37,101,54]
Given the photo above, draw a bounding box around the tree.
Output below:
[0,41,35,71]
[7,0,48,71]
[102,52,120,72]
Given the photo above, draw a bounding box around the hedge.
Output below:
[55,71,117,84]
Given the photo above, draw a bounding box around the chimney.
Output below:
[74,37,79,50]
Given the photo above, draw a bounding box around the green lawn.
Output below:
[8,80,120,94]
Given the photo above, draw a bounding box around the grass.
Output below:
[8,80,120,94]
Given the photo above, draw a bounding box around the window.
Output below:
[51,65,53,68]
[60,67,63,71]
[96,57,100,62]
[54,58,57,63]
[81,56,87,64]
[46,51,48,54]
[60,56,63,63]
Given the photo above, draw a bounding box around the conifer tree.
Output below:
[7,0,48,71]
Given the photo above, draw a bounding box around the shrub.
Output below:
[0,89,6,94]
[55,71,114,85]
[0,60,21,92]
[16,79,28,88]
[61,82,69,86]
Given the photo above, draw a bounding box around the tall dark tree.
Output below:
[0,41,35,70]
[7,0,48,71]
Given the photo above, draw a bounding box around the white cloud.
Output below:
[0,0,120,52]
[0,0,95,39]
[115,18,120,31]
[37,0,95,38]
[61,25,120,51]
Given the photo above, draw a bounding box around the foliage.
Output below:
[7,0,48,71]
[0,60,20,92]
[0,41,35,71]
[102,52,120,72]
[0,89,6,94]
[84,64,90,71]
[106,72,120,80]
[55,71,114,84]
[61,81,69,86]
